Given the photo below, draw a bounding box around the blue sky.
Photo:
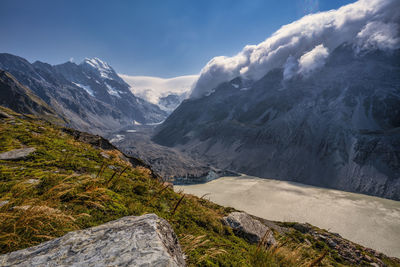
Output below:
[1,0,356,77]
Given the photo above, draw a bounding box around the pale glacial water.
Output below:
[175,176,400,258]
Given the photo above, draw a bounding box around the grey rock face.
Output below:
[292,223,312,234]
[0,147,36,160]
[0,213,186,267]
[222,212,276,247]
[154,46,400,200]
[158,93,188,113]
[0,70,60,120]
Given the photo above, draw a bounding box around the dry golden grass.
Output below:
[252,239,333,267]
[0,202,77,252]
[0,172,120,253]
[180,234,227,264]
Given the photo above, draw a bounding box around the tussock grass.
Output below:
[180,234,228,264]
[0,203,77,252]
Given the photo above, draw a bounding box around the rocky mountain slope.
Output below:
[107,124,238,182]
[154,46,400,200]
[0,53,167,134]
[158,92,188,113]
[0,106,398,266]
[0,70,62,124]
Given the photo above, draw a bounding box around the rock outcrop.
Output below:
[0,214,186,267]
[0,109,13,119]
[222,212,276,247]
[0,147,36,160]
[288,222,400,266]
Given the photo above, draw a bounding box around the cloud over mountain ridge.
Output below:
[120,74,198,104]
[190,0,400,98]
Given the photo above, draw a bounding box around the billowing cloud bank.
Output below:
[119,74,198,104]
[190,0,400,98]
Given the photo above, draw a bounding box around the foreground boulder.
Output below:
[0,147,36,160]
[222,212,276,247]
[0,110,13,119]
[0,214,186,267]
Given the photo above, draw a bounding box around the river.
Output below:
[175,175,400,258]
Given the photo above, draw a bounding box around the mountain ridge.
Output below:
[0,53,167,135]
[153,45,400,200]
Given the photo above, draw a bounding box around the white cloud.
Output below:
[119,74,198,104]
[298,44,329,75]
[356,21,400,51]
[283,55,298,80]
[190,0,400,98]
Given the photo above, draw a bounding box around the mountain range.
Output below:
[1,0,399,201]
[154,45,400,200]
[0,54,167,134]
[1,48,399,200]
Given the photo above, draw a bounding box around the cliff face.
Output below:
[154,47,400,200]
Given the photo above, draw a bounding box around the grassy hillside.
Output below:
[0,106,398,266]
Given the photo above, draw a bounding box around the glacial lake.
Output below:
[175,175,400,258]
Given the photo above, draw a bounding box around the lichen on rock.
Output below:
[0,213,186,267]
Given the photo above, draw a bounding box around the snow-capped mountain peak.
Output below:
[83,57,111,71]
[80,57,116,80]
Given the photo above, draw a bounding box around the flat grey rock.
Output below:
[0,110,13,119]
[24,179,40,184]
[293,223,312,234]
[222,212,276,247]
[0,213,186,267]
[0,147,36,160]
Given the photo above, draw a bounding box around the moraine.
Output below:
[175,175,400,258]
